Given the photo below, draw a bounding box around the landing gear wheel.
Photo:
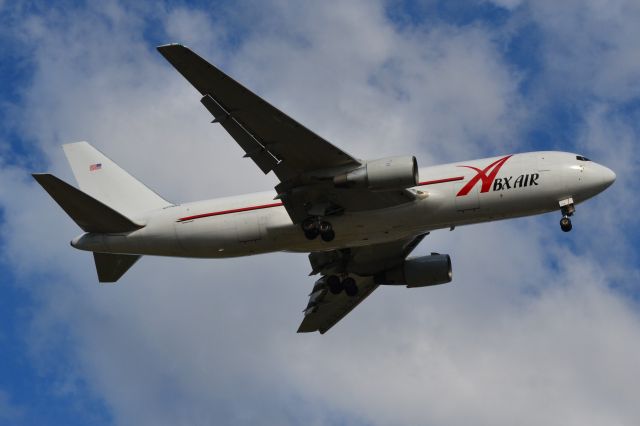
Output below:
[559,199,575,233]
[321,229,335,242]
[343,277,358,297]
[302,218,319,240]
[302,218,335,241]
[302,218,317,232]
[327,275,342,294]
[318,221,335,242]
[560,216,572,232]
[319,221,332,233]
[304,229,320,240]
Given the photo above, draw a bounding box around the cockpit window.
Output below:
[576,155,591,161]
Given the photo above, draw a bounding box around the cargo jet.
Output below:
[33,44,616,333]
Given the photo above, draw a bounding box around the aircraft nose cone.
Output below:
[601,166,616,188]
[588,163,616,195]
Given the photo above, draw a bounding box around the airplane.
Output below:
[33,44,616,334]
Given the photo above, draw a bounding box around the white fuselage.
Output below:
[72,151,616,258]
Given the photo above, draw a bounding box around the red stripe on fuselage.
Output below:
[177,177,462,222]
[417,176,464,186]
[177,202,284,222]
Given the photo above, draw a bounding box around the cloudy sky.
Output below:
[1,0,639,424]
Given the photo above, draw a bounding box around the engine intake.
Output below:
[375,254,452,288]
[334,156,418,191]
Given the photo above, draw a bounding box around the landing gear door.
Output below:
[455,182,480,212]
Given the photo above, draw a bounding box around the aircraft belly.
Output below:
[280,203,436,252]
[173,208,291,258]
[175,215,236,256]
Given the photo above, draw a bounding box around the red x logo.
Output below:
[456,155,513,196]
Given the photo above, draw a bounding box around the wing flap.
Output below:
[200,94,281,174]
[297,276,378,334]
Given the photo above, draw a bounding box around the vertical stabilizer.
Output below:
[63,141,172,218]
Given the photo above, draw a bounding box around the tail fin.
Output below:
[62,141,172,218]
[32,173,143,233]
[33,173,143,282]
[94,253,141,282]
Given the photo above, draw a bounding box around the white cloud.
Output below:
[231,3,523,162]
[164,8,222,53]
[526,0,640,103]
[1,1,639,425]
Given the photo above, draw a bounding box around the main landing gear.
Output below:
[559,198,575,232]
[326,275,358,296]
[302,217,335,242]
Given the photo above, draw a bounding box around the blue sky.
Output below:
[1,1,639,425]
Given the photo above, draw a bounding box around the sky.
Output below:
[1,0,639,425]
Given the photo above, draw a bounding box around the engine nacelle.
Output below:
[334,156,418,191]
[375,254,452,288]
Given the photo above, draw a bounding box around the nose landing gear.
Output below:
[560,216,572,232]
[302,217,335,241]
[559,197,575,232]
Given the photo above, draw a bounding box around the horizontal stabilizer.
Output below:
[32,173,144,233]
[94,252,141,282]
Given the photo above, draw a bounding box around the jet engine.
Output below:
[334,156,418,191]
[375,254,452,288]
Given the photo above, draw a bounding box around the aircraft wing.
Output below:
[157,44,359,179]
[158,44,415,222]
[298,233,427,333]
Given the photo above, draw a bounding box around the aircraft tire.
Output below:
[319,221,332,233]
[343,277,358,297]
[560,217,572,232]
[304,229,319,240]
[321,229,335,242]
[302,217,318,232]
[327,275,343,294]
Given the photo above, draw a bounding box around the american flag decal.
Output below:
[89,163,102,171]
